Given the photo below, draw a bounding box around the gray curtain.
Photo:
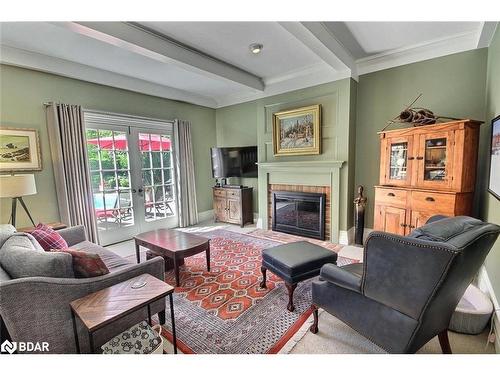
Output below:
[173,119,199,227]
[46,103,98,243]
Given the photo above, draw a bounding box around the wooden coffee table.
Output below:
[134,229,210,287]
[70,273,177,354]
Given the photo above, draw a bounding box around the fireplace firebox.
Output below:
[272,191,326,240]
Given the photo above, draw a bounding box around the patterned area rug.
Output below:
[246,228,343,255]
[159,229,356,353]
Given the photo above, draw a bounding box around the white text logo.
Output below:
[1,340,49,353]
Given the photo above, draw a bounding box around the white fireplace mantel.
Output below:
[257,160,345,244]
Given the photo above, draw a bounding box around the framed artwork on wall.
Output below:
[0,127,42,171]
[488,115,500,200]
[272,104,321,156]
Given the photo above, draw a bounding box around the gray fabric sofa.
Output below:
[310,215,500,353]
[0,225,166,354]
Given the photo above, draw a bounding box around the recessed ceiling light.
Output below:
[249,43,263,54]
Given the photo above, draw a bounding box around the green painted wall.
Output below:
[216,78,357,231]
[215,101,259,212]
[355,49,488,228]
[0,64,217,227]
[481,27,500,300]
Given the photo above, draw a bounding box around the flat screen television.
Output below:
[210,146,258,178]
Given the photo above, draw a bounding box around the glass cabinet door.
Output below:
[389,142,409,180]
[416,132,454,189]
[382,136,414,186]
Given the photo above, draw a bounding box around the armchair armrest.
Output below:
[425,215,448,224]
[320,263,362,293]
[57,225,87,246]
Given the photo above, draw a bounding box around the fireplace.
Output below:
[272,190,326,240]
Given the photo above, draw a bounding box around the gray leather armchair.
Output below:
[310,216,500,353]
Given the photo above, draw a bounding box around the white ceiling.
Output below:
[0,21,497,108]
[324,22,481,59]
[142,22,324,80]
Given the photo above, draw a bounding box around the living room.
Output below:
[1,0,500,371]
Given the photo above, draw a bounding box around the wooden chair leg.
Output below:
[259,266,267,288]
[310,305,319,334]
[285,283,297,312]
[438,330,452,354]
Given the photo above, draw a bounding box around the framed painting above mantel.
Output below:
[488,115,500,200]
[0,127,42,171]
[272,104,321,156]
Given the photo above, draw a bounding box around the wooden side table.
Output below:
[70,274,177,354]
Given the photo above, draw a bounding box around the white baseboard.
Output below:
[198,209,214,222]
[477,265,500,354]
[340,227,373,245]
[256,217,263,229]
[339,230,350,245]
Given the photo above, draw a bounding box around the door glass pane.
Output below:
[142,170,152,186]
[139,132,176,222]
[86,128,134,232]
[102,171,117,190]
[142,152,151,168]
[424,138,447,181]
[115,151,129,169]
[153,169,163,185]
[151,152,162,168]
[100,150,114,169]
[163,168,172,184]
[117,171,130,188]
[389,142,408,180]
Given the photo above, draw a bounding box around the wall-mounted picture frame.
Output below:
[0,127,42,171]
[488,115,500,200]
[272,104,321,156]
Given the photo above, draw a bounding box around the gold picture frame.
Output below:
[272,104,321,156]
[0,127,42,171]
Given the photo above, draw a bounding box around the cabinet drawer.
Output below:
[410,191,456,214]
[375,187,408,207]
[214,189,227,198]
[227,189,241,198]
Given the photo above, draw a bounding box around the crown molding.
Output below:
[476,22,498,48]
[0,44,218,108]
[356,30,481,76]
[216,65,350,108]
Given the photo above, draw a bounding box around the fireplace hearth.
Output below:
[272,190,326,240]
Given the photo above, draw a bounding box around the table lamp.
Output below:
[0,174,37,227]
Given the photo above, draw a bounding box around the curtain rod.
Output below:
[43,102,174,124]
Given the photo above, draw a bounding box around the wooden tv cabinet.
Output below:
[213,186,253,227]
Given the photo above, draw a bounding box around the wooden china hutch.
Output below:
[374,119,482,235]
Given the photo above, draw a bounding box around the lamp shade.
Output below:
[0,174,37,198]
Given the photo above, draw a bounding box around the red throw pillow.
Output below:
[30,223,68,251]
[51,248,110,278]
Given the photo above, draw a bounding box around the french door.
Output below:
[85,114,177,245]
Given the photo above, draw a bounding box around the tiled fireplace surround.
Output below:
[258,161,344,244]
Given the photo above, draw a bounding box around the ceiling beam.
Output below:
[54,22,265,91]
[476,22,498,48]
[0,45,218,108]
[279,22,358,80]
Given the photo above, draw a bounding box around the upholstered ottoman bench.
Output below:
[260,241,338,312]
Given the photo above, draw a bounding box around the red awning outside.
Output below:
[87,134,171,151]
